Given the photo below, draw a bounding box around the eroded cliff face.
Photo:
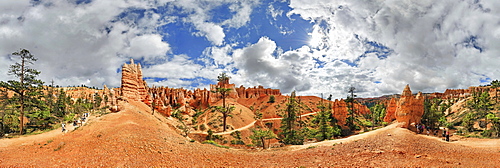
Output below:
[381,85,425,128]
[383,98,397,123]
[121,59,149,103]
[332,99,349,126]
[331,99,371,128]
[391,85,425,128]
[235,85,281,99]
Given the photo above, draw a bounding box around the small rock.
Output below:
[415,155,421,158]
[387,134,391,136]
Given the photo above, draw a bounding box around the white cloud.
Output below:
[143,54,202,79]
[231,37,312,93]
[0,0,171,87]
[122,34,170,62]
[289,0,500,97]
[173,0,259,46]
[201,44,234,67]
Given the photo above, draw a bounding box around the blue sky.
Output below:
[1,0,499,98]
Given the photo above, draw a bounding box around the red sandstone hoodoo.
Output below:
[383,84,424,128]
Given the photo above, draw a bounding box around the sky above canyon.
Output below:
[1,0,499,98]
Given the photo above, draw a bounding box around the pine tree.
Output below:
[250,128,276,148]
[279,91,304,145]
[0,49,43,134]
[491,80,499,104]
[211,73,233,132]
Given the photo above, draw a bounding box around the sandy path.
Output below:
[289,122,402,150]
[0,114,95,147]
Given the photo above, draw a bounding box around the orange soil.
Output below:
[1,101,499,167]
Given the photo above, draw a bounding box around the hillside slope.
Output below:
[1,101,499,167]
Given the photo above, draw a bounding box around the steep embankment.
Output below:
[1,101,499,167]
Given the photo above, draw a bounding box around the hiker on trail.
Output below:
[442,128,446,138]
[415,123,420,133]
[418,124,423,134]
[61,123,66,132]
[73,120,78,127]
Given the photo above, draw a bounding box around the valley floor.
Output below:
[1,101,499,167]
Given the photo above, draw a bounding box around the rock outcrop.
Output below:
[148,86,211,117]
[332,99,349,126]
[383,98,397,123]
[235,85,281,99]
[120,59,149,103]
[145,74,280,117]
[331,99,371,127]
[394,85,424,128]
[382,85,424,128]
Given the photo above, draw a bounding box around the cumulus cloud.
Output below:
[0,0,172,87]
[232,37,312,93]
[3,0,499,100]
[173,0,259,46]
[289,0,500,96]
[122,34,170,63]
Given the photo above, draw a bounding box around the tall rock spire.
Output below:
[120,59,149,102]
[402,84,412,97]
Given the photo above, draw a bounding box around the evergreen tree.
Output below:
[250,128,276,148]
[311,101,340,141]
[422,99,444,129]
[0,49,44,134]
[491,80,499,104]
[211,73,233,132]
[345,86,357,130]
[462,112,475,132]
[268,95,275,103]
[279,91,304,145]
[54,89,70,118]
[369,103,386,126]
[485,113,500,137]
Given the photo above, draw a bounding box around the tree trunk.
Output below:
[261,137,266,149]
[19,58,25,135]
[223,113,227,132]
[495,88,498,104]
[222,93,227,132]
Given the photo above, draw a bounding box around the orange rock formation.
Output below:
[331,99,371,127]
[120,59,149,103]
[383,98,397,123]
[331,99,349,126]
[382,85,425,128]
[236,85,281,99]
[395,85,424,128]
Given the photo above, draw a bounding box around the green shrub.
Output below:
[230,140,245,145]
[64,113,75,122]
[268,95,276,103]
[306,145,317,149]
[199,124,206,131]
[202,140,230,149]
[481,130,493,137]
